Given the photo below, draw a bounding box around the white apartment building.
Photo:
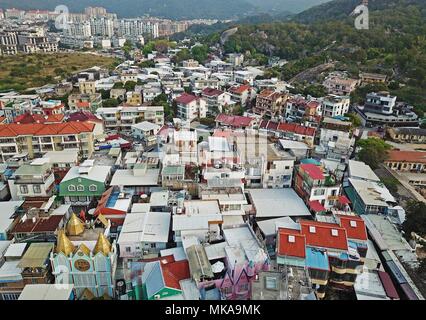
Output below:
[175,93,207,122]
[322,95,350,118]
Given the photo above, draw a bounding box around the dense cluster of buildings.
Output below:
[0,5,425,302]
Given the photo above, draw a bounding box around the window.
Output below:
[89,185,97,192]
[33,185,41,194]
[77,185,84,192]
[265,276,278,290]
[309,226,316,233]
[288,235,295,243]
[68,185,76,192]
[20,185,28,194]
[314,189,325,196]
[150,243,156,248]
[125,247,131,253]
[350,221,357,228]
[331,229,339,237]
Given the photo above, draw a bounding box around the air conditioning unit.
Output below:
[154,294,161,300]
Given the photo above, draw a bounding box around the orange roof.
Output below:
[300,220,348,251]
[13,113,64,124]
[338,215,368,241]
[76,101,91,108]
[278,230,306,258]
[386,150,426,164]
[229,85,250,94]
[0,121,95,137]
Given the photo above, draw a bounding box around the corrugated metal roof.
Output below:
[18,243,54,268]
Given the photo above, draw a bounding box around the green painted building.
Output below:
[59,160,111,207]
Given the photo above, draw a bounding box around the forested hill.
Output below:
[218,0,426,112]
[294,0,426,23]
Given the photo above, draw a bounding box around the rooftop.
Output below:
[247,188,311,218]
[118,212,170,244]
[348,160,380,182]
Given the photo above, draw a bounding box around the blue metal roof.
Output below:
[386,261,407,285]
[305,247,330,271]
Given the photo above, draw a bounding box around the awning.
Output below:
[338,195,351,205]
[309,200,326,213]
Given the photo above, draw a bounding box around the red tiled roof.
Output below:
[76,101,91,108]
[161,260,190,290]
[13,112,64,124]
[229,85,250,94]
[0,121,95,137]
[300,220,348,251]
[215,113,254,127]
[278,229,306,258]
[68,111,102,123]
[277,123,316,137]
[12,215,65,234]
[175,93,198,105]
[386,150,426,164]
[300,164,324,180]
[338,215,368,241]
[202,87,224,97]
[309,200,326,213]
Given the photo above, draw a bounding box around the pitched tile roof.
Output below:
[68,111,102,123]
[0,121,95,137]
[386,150,426,164]
[202,87,224,97]
[215,113,254,127]
[277,123,316,137]
[175,93,198,105]
[161,260,190,290]
[278,229,306,258]
[13,113,64,124]
[229,85,250,94]
[337,215,368,241]
[300,220,348,251]
[300,164,325,180]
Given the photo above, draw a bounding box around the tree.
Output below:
[124,81,137,92]
[99,89,110,100]
[191,45,209,63]
[103,98,119,108]
[356,138,392,170]
[139,60,155,68]
[345,112,362,127]
[402,201,426,240]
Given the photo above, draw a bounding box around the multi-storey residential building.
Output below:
[79,80,97,95]
[234,70,255,86]
[68,93,103,112]
[253,90,287,118]
[96,106,164,133]
[228,85,252,107]
[322,95,350,118]
[201,88,232,115]
[276,217,366,299]
[264,142,296,188]
[90,17,114,37]
[8,159,55,200]
[323,74,359,96]
[294,163,341,212]
[0,122,96,162]
[64,21,92,38]
[363,92,397,115]
[175,93,207,122]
